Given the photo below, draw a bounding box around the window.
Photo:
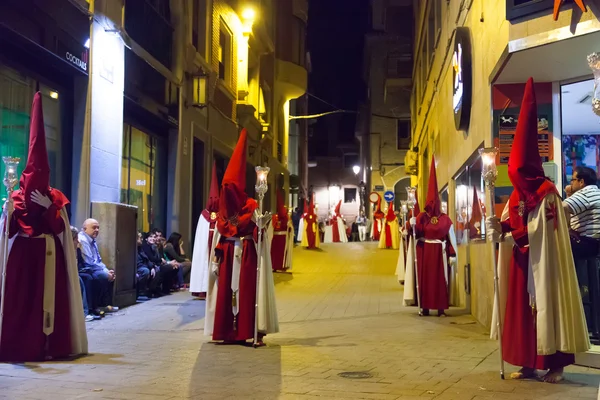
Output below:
[397,120,410,150]
[0,65,65,202]
[218,21,232,86]
[343,153,359,168]
[291,17,306,67]
[454,151,485,246]
[192,0,208,58]
[121,124,167,233]
[344,188,357,203]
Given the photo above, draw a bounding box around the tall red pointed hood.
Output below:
[507,78,547,197]
[469,189,483,227]
[385,202,396,222]
[334,200,342,216]
[20,92,50,201]
[308,193,315,215]
[374,196,385,219]
[276,189,287,219]
[425,156,441,217]
[217,129,257,237]
[207,161,220,212]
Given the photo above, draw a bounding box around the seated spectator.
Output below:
[71,226,95,322]
[135,232,152,298]
[142,231,176,295]
[78,218,119,314]
[164,232,192,289]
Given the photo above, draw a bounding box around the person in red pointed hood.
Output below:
[379,201,399,249]
[411,156,458,317]
[190,161,221,299]
[206,129,279,345]
[486,78,589,383]
[0,92,87,362]
[329,199,347,243]
[302,194,320,249]
[371,196,385,241]
[296,198,309,243]
[271,190,294,271]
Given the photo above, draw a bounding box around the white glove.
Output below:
[211,259,220,276]
[31,190,52,209]
[485,216,503,243]
[401,229,408,237]
[256,212,272,230]
[410,217,417,227]
[449,256,457,265]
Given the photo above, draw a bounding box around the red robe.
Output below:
[271,214,288,272]
[373,211,385,241]
[331,217,340,242]
[415,213,455,311]
[303,214,318,249]
[1,189,72,362]
[500,192,575,369]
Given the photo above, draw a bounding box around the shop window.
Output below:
[121,124,167,233]
[0,65,64,202]
[454,150,485,246]
[344,188,357,203]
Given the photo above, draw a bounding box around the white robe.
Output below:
[204,212,279,337]
[0,206,88,356]
[296,217,305,243]
[283,220,294,271]
[395,231,407,283]
[190,214,213,294]
[336,218,348,243]
[491,194,590,355]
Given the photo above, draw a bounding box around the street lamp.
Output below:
[478,146,504,380]
[353,165,360,175]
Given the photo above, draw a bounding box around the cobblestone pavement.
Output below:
[1,242,599,399]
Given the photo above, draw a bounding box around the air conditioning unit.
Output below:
[404,150,418,175]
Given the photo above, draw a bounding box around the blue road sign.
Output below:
[384,190,395,202]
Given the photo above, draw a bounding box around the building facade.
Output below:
[410,0,600,364]
[0,0,308,254]
[357,0,413,216]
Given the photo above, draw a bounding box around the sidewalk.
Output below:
[0,242,598,399]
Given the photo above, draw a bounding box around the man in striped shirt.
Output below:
[564,166,600,259]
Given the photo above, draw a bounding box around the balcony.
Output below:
[124,0,173,68]
[275,58,307,100]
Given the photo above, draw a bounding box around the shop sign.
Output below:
[452,27,472,132]
[58,39,89,73]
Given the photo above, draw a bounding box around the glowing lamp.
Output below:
[406,186,416,210]
[479,147,499,187]
[255,166,270,196]
[352,165,360,175]
[2,157,20,193]
[242,8,256,21]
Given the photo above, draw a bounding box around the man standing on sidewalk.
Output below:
[563,166,600,259]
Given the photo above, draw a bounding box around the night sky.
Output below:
[307,0,369,157]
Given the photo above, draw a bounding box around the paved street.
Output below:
[1,242,599,399]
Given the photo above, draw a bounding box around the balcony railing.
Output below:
[125,0,173,68]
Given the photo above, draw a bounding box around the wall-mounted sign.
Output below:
[452,27,472,132]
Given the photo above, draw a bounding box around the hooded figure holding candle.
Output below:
[371,197,385,241]
[485,78,589,383]
[379,202,399,250]
[204,129,279,345]
[410,157,458,316]
[270,190,294,271]
[0,93,87,361]
[190,162,221,299]
[301,195,320,249]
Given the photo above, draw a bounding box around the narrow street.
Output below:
[1,243,599,400]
